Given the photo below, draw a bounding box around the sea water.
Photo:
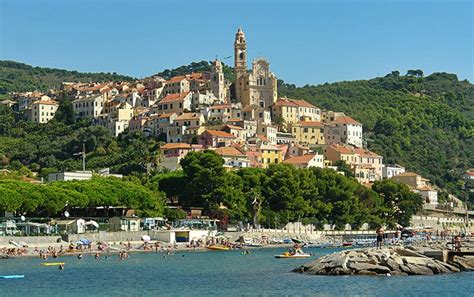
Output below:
[0,248,473,296]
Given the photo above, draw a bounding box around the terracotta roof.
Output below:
[210,104,231,110]
[224,124,243,130]
[204,130,236,138]
[331,116,361,125]
[166,76,188,84]
[135,107,150,114]
[394,171,420,177]
[298,121,323,127]
[188,72,204,80]
[157,113,177,119]
[259,144,281,151]
[227,118,243,123]
[465,172,474,176]
[214,146,245,157]
[277,144,289,157]
[284,154,318,165]
[274,98,317,109]
[175,113,202,121]
[33,100,58,106]
[159,92,190,103]
[416,185,434,191]
[242,104,262,112]
[256,135,269,142]
[160,143,192,150]
[353,147,381,158]
[327,144,354,154]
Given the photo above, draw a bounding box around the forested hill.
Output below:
[0,60,472,195]
[278,71,474,193]
[154,60,235,81]
[0,60,134,93]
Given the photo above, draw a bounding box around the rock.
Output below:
[395,248,425,258]
[402,256,431,266]
[294,245,463,276]
[405,263,434,275]
[347,262,391,275]
[390,271,408,276]
[349,256,377,264]
[438,261,460,273]
[358,270,378,276]
[384,258,401,272]
[450,256,474,271]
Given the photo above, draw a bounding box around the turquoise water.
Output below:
[1,248,473,296]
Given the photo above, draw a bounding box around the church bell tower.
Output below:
[234,28,247,102]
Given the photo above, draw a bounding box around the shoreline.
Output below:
[1,242,297,260]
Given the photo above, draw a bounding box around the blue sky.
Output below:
[1,0,472,85]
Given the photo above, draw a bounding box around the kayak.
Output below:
[206,245,231,251]
[41,262,65,266]
[0,275,24,279]
[275,251,311,259]
[274,254,311,259]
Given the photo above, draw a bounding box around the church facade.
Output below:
[234,28,277,109]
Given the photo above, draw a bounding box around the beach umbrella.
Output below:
[80,239,91,245]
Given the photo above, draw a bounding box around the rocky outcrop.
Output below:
[293,246,470,276]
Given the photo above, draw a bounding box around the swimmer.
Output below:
[95,253,100,260]
[58,264,65,270]
[77,254,83,260]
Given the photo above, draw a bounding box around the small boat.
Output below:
[206,245,231,251]
[41,262,65,266]
[274,252,311,259]
[0,275,24,279]
[342,242,353,247]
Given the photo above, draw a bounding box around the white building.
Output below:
[48,170,123,182]
[382,164,406,179]
[26,99,59,123]
[72,94,104,119]
[324,116,363,148]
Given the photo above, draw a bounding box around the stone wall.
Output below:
[63,231,149,243]
[0,235,63,245]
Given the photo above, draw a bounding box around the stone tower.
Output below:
[210,59,225,101]
[234,27,247,102]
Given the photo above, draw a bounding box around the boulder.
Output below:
[294,245,463,276]
[347,262,391,274]
[405,263,434,275]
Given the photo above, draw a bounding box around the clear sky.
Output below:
[1,0,472,85]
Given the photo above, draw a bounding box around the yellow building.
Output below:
[291,121,325,145]
[258,143,283,168]
[324,143,383,183]
[272,98,321,130]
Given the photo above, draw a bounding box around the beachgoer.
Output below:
[95,253,100,260]
[376,226,384,249]
[454,235,461,252]
[59,264,64,270]
[77,254,83,260]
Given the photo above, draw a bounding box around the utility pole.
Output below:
[82,142,86,172]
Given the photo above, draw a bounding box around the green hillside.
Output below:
[0,61,472,200]
[278,71,474,194]
[154,60,235,82]
[0,60,134,93]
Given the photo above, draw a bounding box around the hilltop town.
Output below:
[1,28,472,228]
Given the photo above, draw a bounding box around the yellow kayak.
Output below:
[206,245,231,251]
[274,252,311,259]
[41,262,65,266]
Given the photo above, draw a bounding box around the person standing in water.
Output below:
[376,226,384,249]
